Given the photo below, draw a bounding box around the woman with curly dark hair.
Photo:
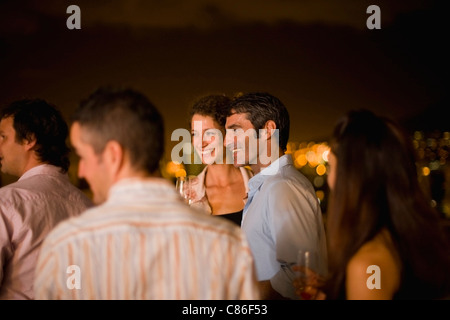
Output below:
[188,94,253,226]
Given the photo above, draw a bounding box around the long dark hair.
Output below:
[325,109,450,299]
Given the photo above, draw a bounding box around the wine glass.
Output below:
[296,250,320,300]
[175,176,193,204]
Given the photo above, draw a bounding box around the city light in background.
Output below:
[1,1,448,220]
[164,128,450,218]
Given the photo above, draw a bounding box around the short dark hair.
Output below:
[228,92,290,151]
[72,86,164,174]
[0,99,70,172]
[189,94,231,129]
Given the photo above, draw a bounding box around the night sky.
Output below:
[0,0,448,166]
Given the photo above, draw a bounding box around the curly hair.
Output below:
[189,94,232,129]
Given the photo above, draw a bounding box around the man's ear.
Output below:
[262,120,277,141]
[103,140,124,175]
[23,134,37,151]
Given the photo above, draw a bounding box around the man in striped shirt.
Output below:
[34,87,259,300]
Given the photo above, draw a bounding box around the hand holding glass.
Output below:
[175,176,193,205]
[294,250,324,300]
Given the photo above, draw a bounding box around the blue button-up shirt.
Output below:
[242,154,328,299]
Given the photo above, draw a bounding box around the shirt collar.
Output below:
[243,154,292,215]
[247,154,292,192]
[18,164,65,181]
[107,177,178,204]
[192,166,208,200]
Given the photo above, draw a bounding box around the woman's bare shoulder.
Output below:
[346,230,401,299]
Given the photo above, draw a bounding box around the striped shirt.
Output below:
[34,178,259,300]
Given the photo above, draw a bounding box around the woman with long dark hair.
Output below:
[297,109,450,299]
